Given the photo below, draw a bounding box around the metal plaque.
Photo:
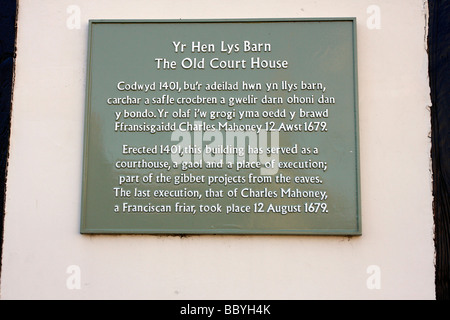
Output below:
[81,18,361,235]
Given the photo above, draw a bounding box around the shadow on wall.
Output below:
[429,0,450,301]
[0,0,17,278]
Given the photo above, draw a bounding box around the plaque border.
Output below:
[80,18,361,236]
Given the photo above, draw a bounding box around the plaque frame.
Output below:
[80,18,361,235]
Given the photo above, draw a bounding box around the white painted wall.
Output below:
[1,0,434,299]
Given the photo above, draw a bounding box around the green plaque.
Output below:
[81,18,361,235]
